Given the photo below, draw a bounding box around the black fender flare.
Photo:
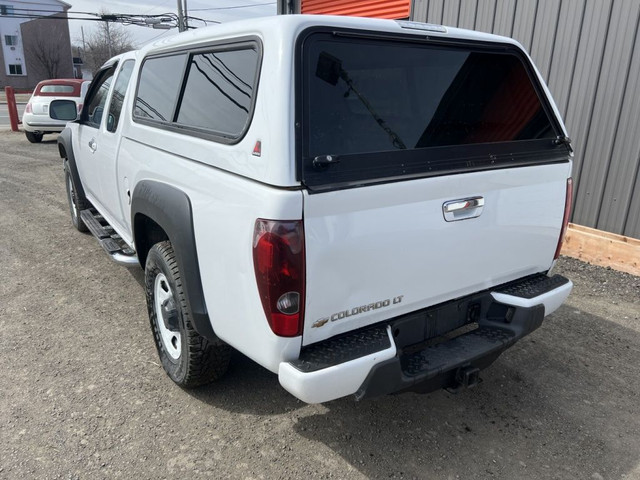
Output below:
[57,129,86,200]
[131,180,218,342]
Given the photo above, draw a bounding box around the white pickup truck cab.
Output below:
[57,15,573,404]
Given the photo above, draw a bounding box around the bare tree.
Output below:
[80,19,136,74]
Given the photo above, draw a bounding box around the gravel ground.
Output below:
[1,130,639,479]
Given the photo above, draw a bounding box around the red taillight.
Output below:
[25,103,32,114]
[253,219,305,337]
[554,177,573,260]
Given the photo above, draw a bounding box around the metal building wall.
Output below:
[412,0,640,239]
[300,0,411,18]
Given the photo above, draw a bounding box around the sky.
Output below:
[66,0,277,49]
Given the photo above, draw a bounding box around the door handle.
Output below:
[443,196,484,222]
[88,139,97,152]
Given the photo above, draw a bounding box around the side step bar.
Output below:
[80,209,139,267]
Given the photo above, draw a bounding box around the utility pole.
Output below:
[105,20,113,57]
[277,0,298,14]
[176,0,185,32]
[183,0,188,30]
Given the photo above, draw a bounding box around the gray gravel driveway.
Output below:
[1,131,639,479]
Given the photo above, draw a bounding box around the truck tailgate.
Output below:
[302,162,569,345]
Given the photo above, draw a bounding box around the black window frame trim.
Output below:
[79,61,118,129]
[132,36,263,145]
[295,27,571,193]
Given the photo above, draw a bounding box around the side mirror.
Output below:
[49,99,78,121]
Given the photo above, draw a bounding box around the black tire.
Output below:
[145,241,231,388]
[25,131,43,143]
[64,161,90,232]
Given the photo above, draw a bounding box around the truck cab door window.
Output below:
[82,66,116,129]
[107,60,135,133]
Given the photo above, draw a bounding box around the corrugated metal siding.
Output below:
[411,0,428,21]
[412,0,640,239]
[530,0,562,79]
[577,0,639,229]
[599,10,640,233]
[300,0,411,19]
[492,0,517,37]
[427,0,445,24]
[458,0,478,30]
[512,0,538,51]
[442,0,460,26]
[476,0,497,33]
[546,0,585,115]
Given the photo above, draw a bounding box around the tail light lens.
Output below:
[253,219,305,337]
[25,103,32,114]
[554,177,573,260]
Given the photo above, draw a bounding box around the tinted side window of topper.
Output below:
[177,48,259,136]
[134,43,261,141]
[135,54,187,122]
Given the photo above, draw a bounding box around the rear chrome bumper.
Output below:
[278,274,572,404]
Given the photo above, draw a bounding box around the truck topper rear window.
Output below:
[299,31,569,191]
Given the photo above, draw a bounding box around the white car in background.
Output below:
[22,78,90,143]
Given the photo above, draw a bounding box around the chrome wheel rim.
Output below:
[154,273,181,360]
[67,174,77,220]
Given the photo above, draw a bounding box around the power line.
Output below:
[3,6,177,20]
[1,9,182,28]
[186,16,220,25]
[2,14,109,21]
[2,7,227,29]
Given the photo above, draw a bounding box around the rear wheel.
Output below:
[145,241,231,387]
[64,162,89,232]
[25,131,43,143]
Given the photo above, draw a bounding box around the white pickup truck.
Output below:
[57,15,573,404]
